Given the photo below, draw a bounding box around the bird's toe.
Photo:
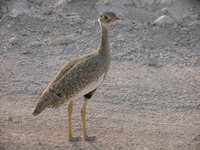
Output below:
[84,136,96,141]
[69,136,82,142]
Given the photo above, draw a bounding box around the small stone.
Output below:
[161,8,168,15]
[7,116,13,121]
[20,50,33,55]
[160,0,173,5]
[29,41,42,48]
[193,134,200,141]
[44,38,51,45]
[148,57,157,66]
[103,0,110,6]
[21,32,28,36]
[54,0,67,8]
[52,36,67,46]
[27,0,43,6]
[84,20,96,29]
[69,15,83,23]
[197,13,200,20]
[43,27,49,33]
[8,37,19,45]
[123,0,135,6]
[151,15,175,27]
[67,0,74,4]
[180,27,190,32]
[52,34,78,46]
[189,20,200,26]
[39,7,54,15]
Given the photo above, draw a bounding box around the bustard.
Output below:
[33,11,119,141]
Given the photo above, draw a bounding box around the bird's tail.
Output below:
[33,96,51,116]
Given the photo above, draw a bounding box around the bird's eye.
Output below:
[104,15,108,19]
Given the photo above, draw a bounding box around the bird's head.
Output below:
[98,11,119,27]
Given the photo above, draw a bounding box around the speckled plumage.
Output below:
[32,12,117,116]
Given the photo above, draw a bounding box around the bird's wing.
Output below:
[49,52,97,86]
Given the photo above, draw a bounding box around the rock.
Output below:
[161,8,168,15]
[151,15,175,27]
[27,0,43,6]
[43,27,49,33]
[103,0,110,6]
[193,134,200,141]
[148,56,157,66]
[7,116,13,121]
[54,0,67,8]
[8,37,19,45]
[20,50,33,55]
[134,0,145,8]
[189,20,200,27]
[21,32,28,36]
[197,13,200,20]
[84,19,96,29]
[67,0,75,4]
[160,0,174,5]
[69,15,83,23]
[0,3,8,19]
[52,34,79,46]
[29,41,42,48]
[52,36,67,46]
[39,7,54,15]
[116,34,125,42]
[7,0,31,18]
[123,0,135,6]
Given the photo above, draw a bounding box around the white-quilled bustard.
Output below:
[33,11,119,141]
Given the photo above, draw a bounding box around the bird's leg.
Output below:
[81,98,96,141]
[68,99,81,142]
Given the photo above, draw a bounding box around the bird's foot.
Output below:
[84,136,96,141]
[69,136,82,142]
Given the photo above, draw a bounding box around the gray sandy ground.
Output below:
[0,0,200,149]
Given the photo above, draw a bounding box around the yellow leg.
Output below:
[68,99,81,142]
[81,98,96,141]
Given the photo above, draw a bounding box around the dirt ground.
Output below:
[0,0,200,150]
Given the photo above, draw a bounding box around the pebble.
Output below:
[27,0,43,6]
[52,36,67,46]
[152,15,175,27]
[161,8,168,15]
[123,0,135,6]
[39,7,54,15]
[29,41,42,48]
[7,116,13,121]
[148,56,157,66]
[160,0,173,5]
[69,15,83,23]
[43,27,49,33]
[189,20,200,26]
[103,0,110,6]
[84,20,96,29]
[193,134,200,141]
[54,0,67,8]
[52,34,78,46]
[8,37,19,45]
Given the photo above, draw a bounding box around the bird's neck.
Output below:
[98,22,109,56]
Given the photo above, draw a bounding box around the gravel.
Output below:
[0,0,200,150]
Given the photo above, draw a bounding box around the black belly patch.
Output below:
[56,93,62,98]
[84,89,97,99]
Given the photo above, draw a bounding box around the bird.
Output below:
[33,11,119,142]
